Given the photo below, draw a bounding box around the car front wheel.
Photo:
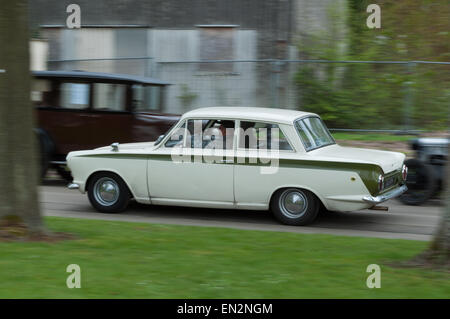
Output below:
[271,188,320,226]
[87,172,130,213]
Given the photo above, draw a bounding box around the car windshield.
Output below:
[295,117,335,151]
[154,121,179,146]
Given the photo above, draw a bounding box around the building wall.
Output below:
[42,27,259,113]
[30,0,292,60]
[29,0,348,113]
[151,29,258,113]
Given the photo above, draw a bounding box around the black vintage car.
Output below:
[399,137,449,205]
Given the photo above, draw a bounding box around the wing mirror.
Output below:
[110,142,119,151]
[155,134,165,145]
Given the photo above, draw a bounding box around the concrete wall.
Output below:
[42,27,259,113]
[30,0,293,60]
[30,0,349,112]
[151,29,258,113]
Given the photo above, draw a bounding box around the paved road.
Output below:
[40,181,443,241]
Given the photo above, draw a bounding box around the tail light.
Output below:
[378,174,384,191]
[402,164,408,181]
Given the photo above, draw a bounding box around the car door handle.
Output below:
[220,159,234,164]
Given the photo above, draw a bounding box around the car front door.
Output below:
[147,118,235,207]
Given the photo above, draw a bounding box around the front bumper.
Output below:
[67,183,80,190]
[363,185,408,204]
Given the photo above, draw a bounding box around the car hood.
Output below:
[310,144,405,174]
[94,141,156,151]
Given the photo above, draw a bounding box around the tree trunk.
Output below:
[426,140,450,265]
[0,0,44,233]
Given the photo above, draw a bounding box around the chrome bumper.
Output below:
[363,185,408,204]
[67,183,80,190]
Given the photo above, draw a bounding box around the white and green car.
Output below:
[67,107,408,225]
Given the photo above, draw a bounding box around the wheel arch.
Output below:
[269,185,329,210]
[85,170,135,200]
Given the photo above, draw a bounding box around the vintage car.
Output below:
[67,107,408,226]
[32,70,179,180]
[399,137,449,205]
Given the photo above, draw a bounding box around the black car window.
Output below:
[93,83,127,112]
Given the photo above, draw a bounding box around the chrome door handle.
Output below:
[220,159,234,164]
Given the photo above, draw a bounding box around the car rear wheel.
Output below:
[271,188,320,225]
[87,172,130,213]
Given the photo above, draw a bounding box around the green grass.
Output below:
[0,217,448,298]
[332,132,415,142]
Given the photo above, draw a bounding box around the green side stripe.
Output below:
[77,153,386,196]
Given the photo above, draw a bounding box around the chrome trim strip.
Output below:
[363,185,408,204]
[50,160,67,165]
[67,183,80,190]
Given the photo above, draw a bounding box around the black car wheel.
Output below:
[87,172,130,213]
[271,188,320,225]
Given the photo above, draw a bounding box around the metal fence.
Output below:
[47,57,450,132]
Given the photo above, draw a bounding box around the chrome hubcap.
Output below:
[280,190,308,218]
[93,177,120,206]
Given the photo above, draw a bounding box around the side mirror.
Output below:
[110,142,119,152]
[155,134,165,145]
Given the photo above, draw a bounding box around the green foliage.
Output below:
[295,0,449,130]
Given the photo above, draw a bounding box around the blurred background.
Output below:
[28,0,449,131]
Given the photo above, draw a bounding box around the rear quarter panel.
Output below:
[234,159,372,212]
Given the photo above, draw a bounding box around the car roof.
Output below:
[32,70,170,85]
[182,107,317,125]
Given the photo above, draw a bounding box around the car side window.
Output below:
[60,82,90,110]
[238,121,293,151]
[93,83,127,112]
[185,119,235,150]
[164,122,186,148]
[31,79,55,107]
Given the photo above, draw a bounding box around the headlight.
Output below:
[378,174,385,191]
[402,164,408,181]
